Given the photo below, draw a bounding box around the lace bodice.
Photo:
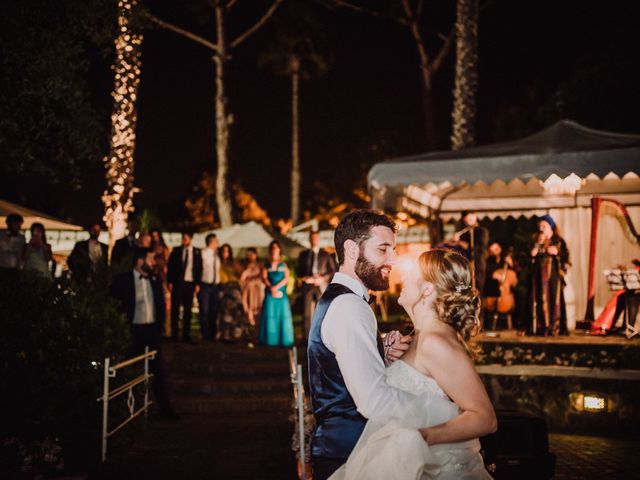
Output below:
[385,360,449,400]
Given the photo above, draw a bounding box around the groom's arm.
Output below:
[322,295,417,420]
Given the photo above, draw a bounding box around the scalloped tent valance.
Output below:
[369,120,640,217]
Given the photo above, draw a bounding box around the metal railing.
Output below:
[97,346,156,462]
[289,346,307,480]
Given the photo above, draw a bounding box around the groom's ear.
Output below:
[344,239,359,263]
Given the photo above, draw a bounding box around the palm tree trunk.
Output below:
[214,4,233,227]
[451,0,479,150]
[290,56,301,224]
[104,0,142,251]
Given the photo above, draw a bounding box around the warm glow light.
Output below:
[399,257,416,272]
[583,395,606,412]
[569,392,611,413]
[103,0,142,243]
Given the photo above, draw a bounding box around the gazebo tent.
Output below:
[0,198,82,231]
[368,120,640,327]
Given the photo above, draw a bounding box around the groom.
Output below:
[308,209,416,479]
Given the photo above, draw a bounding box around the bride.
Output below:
[331,249,497,479]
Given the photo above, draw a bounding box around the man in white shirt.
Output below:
[110,247,178,419]
[198,233,222,341]
[0,213,26,269]
[307,210,415,479]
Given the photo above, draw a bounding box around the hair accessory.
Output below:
[455,282,471,293]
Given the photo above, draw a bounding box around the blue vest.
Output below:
[308,283,384,460]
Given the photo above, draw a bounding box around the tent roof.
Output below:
[368,120,640,189]
[0,199,82,231]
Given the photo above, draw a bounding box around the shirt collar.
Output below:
[332,272,370,301]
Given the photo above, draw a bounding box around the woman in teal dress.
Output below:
[259,240,294,347]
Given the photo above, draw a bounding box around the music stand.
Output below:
[604,269,640,338]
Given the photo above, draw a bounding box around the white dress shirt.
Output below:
[321,272,423,420]
[182,246,194,282]
[311,247,320,275]
[201,247,220,284]
[133,271,155,325]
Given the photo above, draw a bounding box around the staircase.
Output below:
[164,342,296,416]
[92,342,300,479]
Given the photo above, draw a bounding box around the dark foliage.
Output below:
[0,268,130,467]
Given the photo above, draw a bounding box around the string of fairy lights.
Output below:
[103,0,142,242]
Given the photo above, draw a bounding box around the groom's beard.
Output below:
[355,251,391,292]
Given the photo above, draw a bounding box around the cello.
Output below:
[484,248,517,329]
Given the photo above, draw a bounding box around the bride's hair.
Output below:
[418,249,481,356]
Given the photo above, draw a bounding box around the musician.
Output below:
[611,259,640,334]
[483,243,517,329]
[453,211,489,292]
[528,215,570,336]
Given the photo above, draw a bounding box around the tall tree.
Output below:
[103,0,144,247]
[329,0,455,150]
[259,1,329,224]
[147,0,284,227]
[451,0,478,150]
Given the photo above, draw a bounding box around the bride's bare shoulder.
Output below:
[417,331,468,365]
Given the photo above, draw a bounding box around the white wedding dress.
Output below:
[330,360,492,480]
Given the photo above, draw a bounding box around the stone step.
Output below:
[168,376,292,395]
[172,392,293,415]
[167,359,291,377]
[163,342,297,363]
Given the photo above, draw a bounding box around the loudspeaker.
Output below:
[481,410,556,479]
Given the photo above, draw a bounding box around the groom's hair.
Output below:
[334,209,396,265]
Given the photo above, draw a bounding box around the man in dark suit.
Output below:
[110,216,140,275]
[297,230,337,340]
[67,222,109,281]
[110,247,177,419]
[167,231,202,342]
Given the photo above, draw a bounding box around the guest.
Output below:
[217,243,245,342]
[219,243,242,283]
[199,234,222,341]
[151,228,171,335]
[240,247,265,328]
[259,240,294,347]
[297,230,336,340]
[110,247,178,419]
[138,232,152,248]
[453,211,489,292]
[150,229,170,280]
[23,222,53,278]
[167,231,202,342]
[0,213,26,270]
[528,215,570,336]
[67,222,108,281]
[111,217,140,275]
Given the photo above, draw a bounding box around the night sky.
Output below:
[59,0,640,226]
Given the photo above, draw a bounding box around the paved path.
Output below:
[550,434,640,480]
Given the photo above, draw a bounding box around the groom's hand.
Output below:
[385,332,412,362]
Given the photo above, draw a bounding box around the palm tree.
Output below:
[451,0,479,150]
[259,1,330,224]
[103,0,143,249]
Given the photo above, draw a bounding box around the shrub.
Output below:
[0,268,130,469]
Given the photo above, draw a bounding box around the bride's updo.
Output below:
[418,249,481,349]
